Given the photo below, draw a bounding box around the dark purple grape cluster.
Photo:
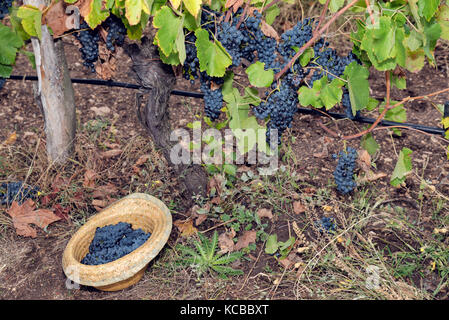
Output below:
[75,21,100,72]
[333,147,358,194]
[200,74,223,121]
[0,77,5,91]
[81,222,151,265]
[315,217,336,233]
[0,0,13,20]
[104,15,126,52]
[217,21,244,67]
[0,181,40,206]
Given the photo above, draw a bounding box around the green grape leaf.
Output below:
[390,148,413,187]
[405,48,425,72]
[422,21,441,63]
[245,61,274,88]
[362,16,395,63]
[298,77,343,110]
[441,117,449,129]
[299,47,314,67]
[321,78,344,110]
[195,28,232,77]
[83,0,110,29]
[329,0,345,13]
[343,61,370,114]
[16,5,42,39]
[9,7,31,41]
[125,0,142,26]
[436,4,449,41]
[0,23,24,68]
[153,6,182,56]
[391,75,406,90]
[265,234,278,255]
[361,133,379,156]
[418,0,440,21]
[158,47,181,65]
[64,0,78,3]
[264,4,280,25]
[183,0,202,18]
[381,103,407,123]
[226,86,266,154]
[184,10,200,31]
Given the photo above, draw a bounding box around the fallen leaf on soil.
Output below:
[195,214,208,226]
[6,200,61,238]
[234,230,257,251]
[83,169,97,188]
[134,154,150,166]
[99,149,122,159]
[53,204,71,221]
[208,174,225,196]
[360,172,387,183]
[293,201,306,214]
[92,183,118,199]
[3,132,17,145]
[303,187,316,194]
[91,106,111,117]
[91,199,109,208]
[257,208,273,220]
[174,219,198,237]
[218,229,236,254]
[358,149,371,168]
[210,196,222,205]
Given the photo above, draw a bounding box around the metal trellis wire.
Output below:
[7,74,449,137]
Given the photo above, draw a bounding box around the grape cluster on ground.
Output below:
[81,222,151,265]
[0,182,40,206]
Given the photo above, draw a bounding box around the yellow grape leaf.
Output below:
[170,0,182,9]
[182,0,201,17]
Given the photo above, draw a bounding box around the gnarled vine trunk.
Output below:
[125,37,208,200]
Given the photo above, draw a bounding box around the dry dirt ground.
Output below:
[0,24,449,300]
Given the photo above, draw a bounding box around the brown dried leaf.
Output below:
[6,200,61,238]
[208,174,225,196]
[91,199,109,208]
[95,57,117,80]
[257,208,273,220]
[53,204,71,221]
[135,154,150,166]
[174,219,198,237]
[293,201,306,214]
[260,20,280,41]
[99,149,122,159]
[358,149,371,171]
[43,1,69,37]
[83,169,97,188]
[92,183,119,199]
[218,229,236,254]
[358,171,387,183]
[234,230,257,251]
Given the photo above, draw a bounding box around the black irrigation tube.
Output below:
[7,74,449,137]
